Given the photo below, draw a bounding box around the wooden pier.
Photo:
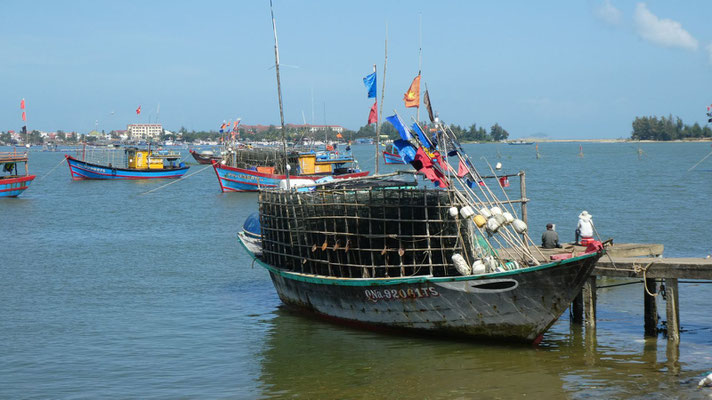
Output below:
[533,243,712,343]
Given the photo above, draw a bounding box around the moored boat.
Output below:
[65,147,188,180]
[0,150,36,197]
[189,149,223,164]
[240,175,604,343]
[212,147,368,192]
[382,143,406,164]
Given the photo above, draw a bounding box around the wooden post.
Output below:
[644,278,658,336]
[665,278,680,342]
[518,171,527,225]
[583,276,597,328]
[571,291,583,324]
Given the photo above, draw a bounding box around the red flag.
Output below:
[367,101,378,124]
[457,160,468,178]
[414,147,433,170]
[136,106,141,115]
[403,74,420,108]
[22,111,26,121]
[20,99,25,110]
[499,176,510,187]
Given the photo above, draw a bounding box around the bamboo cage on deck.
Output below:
[259,186,479,278]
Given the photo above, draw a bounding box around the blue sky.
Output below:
[1,1,710,138]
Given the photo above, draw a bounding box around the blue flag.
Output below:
[411,123,433,149]
[386,114,412,141]
[363,72,376,98]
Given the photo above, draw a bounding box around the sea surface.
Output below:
[1,142,712,399]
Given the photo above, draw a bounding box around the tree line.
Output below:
[355,122,509,142]
[631,115,712,141]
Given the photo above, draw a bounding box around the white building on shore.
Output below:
[127,124,163,140]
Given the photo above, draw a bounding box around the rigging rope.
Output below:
[139,164,212,195]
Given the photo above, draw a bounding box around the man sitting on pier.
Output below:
[542,223,562,249]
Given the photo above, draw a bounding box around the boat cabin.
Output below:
[125,147,182,170]
[0,151,30,178]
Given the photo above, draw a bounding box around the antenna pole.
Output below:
[270,0,289,187]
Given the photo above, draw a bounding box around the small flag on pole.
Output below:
[363,71,377,99]
[367,101,378,124]
[20,98,25,110]
[423,90,434,122]
[136,105,141,115]
[22,111,26,121]
[403,74,421,108]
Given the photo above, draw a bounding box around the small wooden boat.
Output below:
[382,144,406,164]
[189,149,223,164]
[213,147,368,192]
[507,140,534,145]
[65,147,189,180]
[0,150,36,197]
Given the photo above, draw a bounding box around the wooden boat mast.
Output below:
[270,0,290,187]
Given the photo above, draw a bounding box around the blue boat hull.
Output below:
[383,151,405,164]
[212,163,369,192]
[65,155,189,180]
[0,175,35,197]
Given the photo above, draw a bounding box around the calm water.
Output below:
[1,142,712,399]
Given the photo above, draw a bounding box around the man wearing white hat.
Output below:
[576,210,594,246]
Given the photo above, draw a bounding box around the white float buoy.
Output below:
[503,211,515,224]
[512,219,527,234]
[460,206,475,218]
[452,254,471,275]
[449,207,459,217]
[495,162,502,170]
[479,207,492,219]
[699,372,712,387]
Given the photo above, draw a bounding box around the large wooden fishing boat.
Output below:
[65,147,189,180]
[0,150,36,197]
[240,174,603,343]
[212,147,368,192]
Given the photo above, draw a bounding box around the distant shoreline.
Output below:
[504,138,712,143]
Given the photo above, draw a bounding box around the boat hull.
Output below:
[65,155,189,180]
[259,252,600,343]
[0,175,36,197]
[383,151,405,164]
[212,162,370,192]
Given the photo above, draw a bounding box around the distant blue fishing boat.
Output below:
[382,144,406,164]
[65,147,188,180]
[1,150,35,197]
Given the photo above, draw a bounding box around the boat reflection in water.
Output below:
[255,308,693,398]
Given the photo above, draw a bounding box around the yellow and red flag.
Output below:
[403,74,420,108]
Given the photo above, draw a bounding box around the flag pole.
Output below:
[376,23,388,175]
[416,13,422,123]
[270,0,290,187]
[372,64,378,174]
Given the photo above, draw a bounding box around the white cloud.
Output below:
[633,3,698,51]
[595,0,622,26]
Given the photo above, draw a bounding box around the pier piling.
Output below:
[643,278,658,336]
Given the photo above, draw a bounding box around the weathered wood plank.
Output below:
[594,257,712,279]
